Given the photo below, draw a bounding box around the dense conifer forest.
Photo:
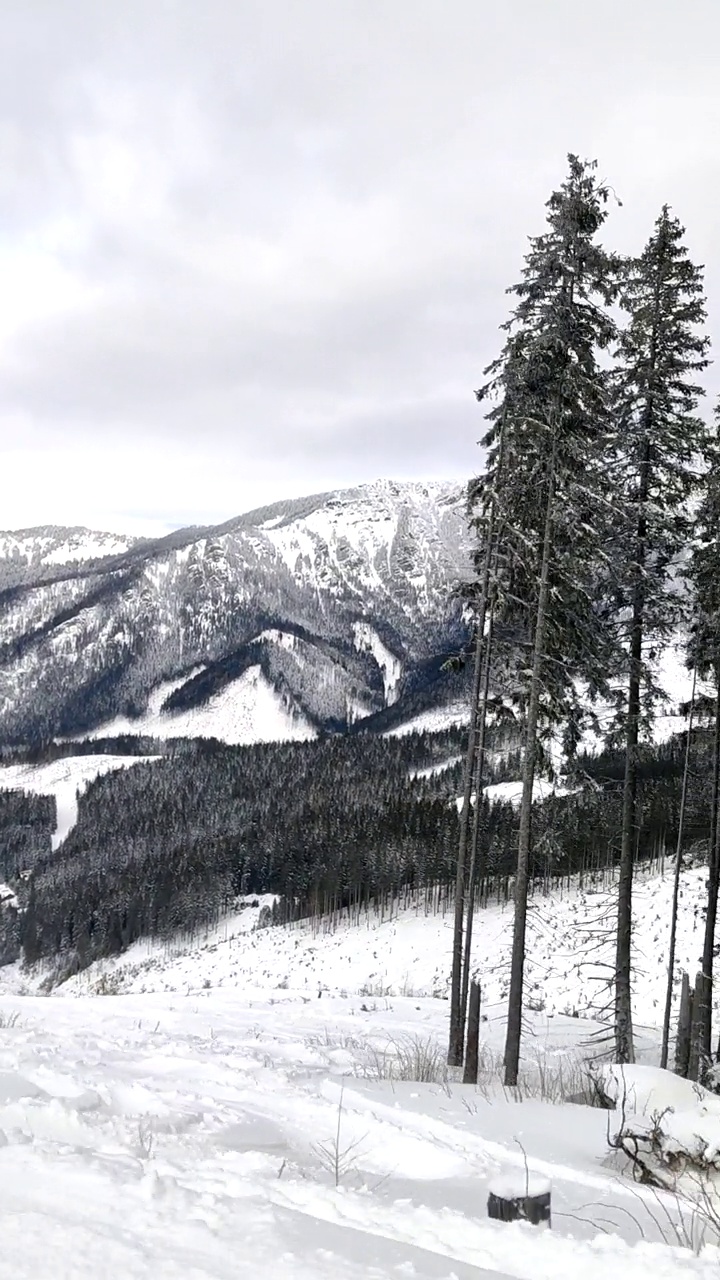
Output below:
[0,722,711,988]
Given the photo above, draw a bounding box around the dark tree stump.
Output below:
[675,971,692,1078]
[462,980,481,1084]
[487,1177,551,1227]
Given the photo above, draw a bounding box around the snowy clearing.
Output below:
[1,856,718,1274]
[0,990,717,1279]
[85,665,315,746]
[387,702,470,737]
[18,861,707,1033]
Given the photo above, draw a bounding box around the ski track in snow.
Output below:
[0,755,159,850]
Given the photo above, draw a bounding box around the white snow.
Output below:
[387,701,470,737]
[11,860,708,1045]
[487,1173,552,1200]
[255,628,300,652]
[42,533,131,565]
[353,622,403,705]
[600,1064,714,1119]
[601,1063,720,1192]
[454,777,579,812]
[578,633,707,755]
[0,988,715,1278]
[85,666,316,746]
[0,755,158,850]
[0,528,134,571]
[0,859,717,1274]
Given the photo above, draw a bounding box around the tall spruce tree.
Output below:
[688,398,720,1064]
[470,156,620,1086]
[610,208,710,1064]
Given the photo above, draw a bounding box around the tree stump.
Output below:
[462,980,481,1084]
[487,1175,551,1227]
[688,970,710,1082]
[675,971,692,1078]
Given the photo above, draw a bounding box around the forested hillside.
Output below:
[0,723,710,989]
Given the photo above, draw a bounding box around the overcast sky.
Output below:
[1,0,719,535]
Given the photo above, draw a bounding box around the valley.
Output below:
[0,481,716,1279]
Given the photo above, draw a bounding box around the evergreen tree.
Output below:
[471,155,621,1085]
[610,207,710,1064]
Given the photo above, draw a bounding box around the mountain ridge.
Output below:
[0,479,473,746]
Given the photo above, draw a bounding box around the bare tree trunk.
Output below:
[700,666,720,1060]
[504,437,557,1087]
[660,664,697,1068]
[449,417,506,1067]
[448,611,486,1067]
[615,437,652,1065]
[459,596,495,1037]
[689,971,710,1082]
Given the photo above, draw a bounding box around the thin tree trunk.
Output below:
[459,593,495,1036]
[700,664,720,1060]
[675,971,692,1077]
[615,439,652,1065]
[689,971,710,1082]
[615,250,667,1065]
[449,414,507,1067]
[660,662,697,1068]
[504,435,557,1087]
[448,539,492,1066]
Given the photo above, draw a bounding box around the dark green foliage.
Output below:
[0,723,706,979]
[609,205,711,682]
[470,155,621,750]
[20,733,464,969]
[689,400,720,677]
[0,789,54,880]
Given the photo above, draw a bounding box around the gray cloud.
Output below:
[1,0,719,531]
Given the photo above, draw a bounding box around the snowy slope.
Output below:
[0,948,717,1275]
[87,666,316,746]
[31,861,708,1035]
[387,701,471,737]
[0,526,135,576]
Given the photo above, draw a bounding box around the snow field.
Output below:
[0,990,717,1279]
[46,863,711,1038]
[85,665,316,746]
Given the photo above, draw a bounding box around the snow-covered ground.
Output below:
[353,621,403,705]
[85,665,316,746]
[0,989,717,1279]
[29,862,707,1032]
[0,754,159,850]
[1,862,719,1275]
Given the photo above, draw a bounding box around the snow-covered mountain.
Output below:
[0,481,472,745]
[0,527,138,588]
